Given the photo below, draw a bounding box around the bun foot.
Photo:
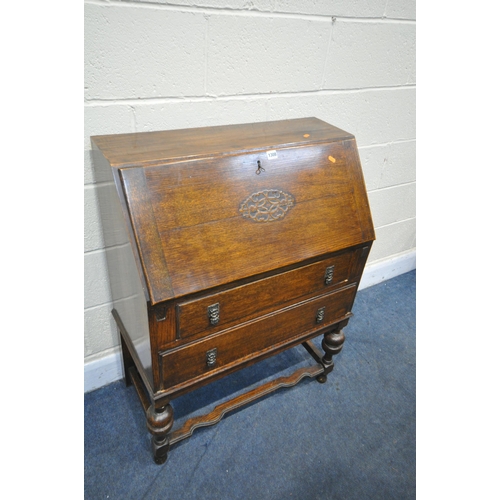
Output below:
[316,373,328,384]
[152,436,169,464]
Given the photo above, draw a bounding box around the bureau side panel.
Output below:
[91,145,153,387]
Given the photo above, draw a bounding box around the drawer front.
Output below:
[162,284,357,389]
[176,251,354,340]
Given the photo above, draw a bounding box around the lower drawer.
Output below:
[160,284,357,390]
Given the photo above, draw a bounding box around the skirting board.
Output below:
[358,249,416,291]
[84,346,124,394]
[84,249,416,394]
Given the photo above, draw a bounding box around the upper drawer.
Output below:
[176,250,354,340]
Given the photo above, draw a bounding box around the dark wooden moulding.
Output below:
[91,117,375,464]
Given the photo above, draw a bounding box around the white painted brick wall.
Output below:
[207,15,332,94]
[84,0,416,386]
[323,20,416,88]
[85,5,207,100]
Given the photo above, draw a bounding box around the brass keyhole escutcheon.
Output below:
[256,160,265,175]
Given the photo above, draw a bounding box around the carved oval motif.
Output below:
[239,189,295,222]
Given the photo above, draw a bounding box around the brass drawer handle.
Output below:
[324,265,335,285]
[206,348,218,368]
[207,303,220,326]
[316,307,325,323]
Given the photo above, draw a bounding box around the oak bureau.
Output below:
[91,117,375,464]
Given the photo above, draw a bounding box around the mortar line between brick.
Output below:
[85,0,415,24]
[320,18,335,89]
[84,300,112,313]
[84,181,114,189]
[131,104,137,133]
[358,138,416,149]
[374,217,416,231]
[367,181,416,195]
[84,85,416,106]
[383,0,390,18]
[204,14,209,95]
[86,0,328,21]
[84,293,141,313]
[85,242,129,256]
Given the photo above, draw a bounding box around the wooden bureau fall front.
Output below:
[91,117,375,464]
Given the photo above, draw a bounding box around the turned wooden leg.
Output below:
[316,322,346,383]
[146,404,174,465]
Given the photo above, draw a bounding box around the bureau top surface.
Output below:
[91,117,353,167]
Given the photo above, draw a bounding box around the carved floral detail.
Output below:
[239,189,295,222]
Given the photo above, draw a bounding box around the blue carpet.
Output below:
[85,270,416,499]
